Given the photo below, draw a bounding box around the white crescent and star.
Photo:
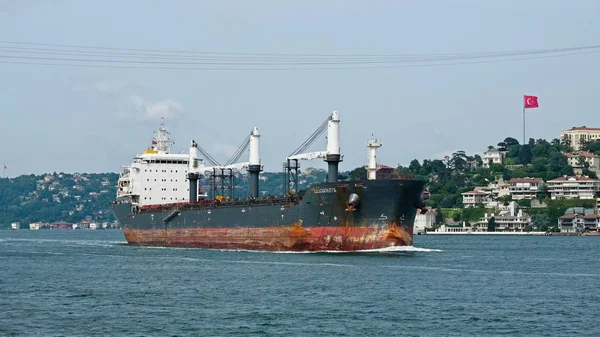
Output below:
[526,98,532,105]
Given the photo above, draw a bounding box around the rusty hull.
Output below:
[123,222,413,251]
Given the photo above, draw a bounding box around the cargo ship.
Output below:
[110,112,427,251]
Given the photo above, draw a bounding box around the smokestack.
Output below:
[247,127,262,198]
[324,111,342,183]
[188,140,200,202]
[366,136,382,180]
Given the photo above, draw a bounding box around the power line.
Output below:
[0,40,599,60]
[0,50,598,71]
[6,40,598,57]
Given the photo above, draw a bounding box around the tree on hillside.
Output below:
[532,139,551,158]
[431,159,447,175]
[577,155,589,169]
[518,145,533,165]
[537,184,549,200]
[559,138,573,152]
[532,213,549,232]
[582,169,598,179]
[504,137,520,147]
[409,159,421,172]
[487,216,496,232]
[581,140,600,156]
[548,152,568,172]
[450,150,467,171]
[348,166,367,181]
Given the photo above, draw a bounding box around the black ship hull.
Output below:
[111,179,426,251]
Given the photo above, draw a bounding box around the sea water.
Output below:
[1,230,599,336]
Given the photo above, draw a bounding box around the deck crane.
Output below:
[187,127,261,201]
[284,111,342,195]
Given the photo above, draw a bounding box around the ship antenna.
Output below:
[153,118,173,154]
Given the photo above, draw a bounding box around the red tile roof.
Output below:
[548,175,599,182]
[563,151,598,158]
[559,214,578,219]
[509,178,543,183]
[563,126,600,131]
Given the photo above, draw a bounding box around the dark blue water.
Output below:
[1,230,599,337]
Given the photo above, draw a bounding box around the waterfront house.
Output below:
[475,201,532,232]
[546,175,600,200]
[508,177,544,200]
[461,190,492,208]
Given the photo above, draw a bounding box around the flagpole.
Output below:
[522,95,526,145]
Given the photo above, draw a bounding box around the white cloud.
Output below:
[128,95,184,119]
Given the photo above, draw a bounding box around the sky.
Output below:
[1,0,599,177]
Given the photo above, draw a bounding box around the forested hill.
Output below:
[0,172,118,228]
[0,169,329,228]
[2,136,598,228]
[395,136,600,209]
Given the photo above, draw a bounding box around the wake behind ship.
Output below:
[110,112,427,251]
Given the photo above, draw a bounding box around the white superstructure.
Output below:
[116,121,200,206]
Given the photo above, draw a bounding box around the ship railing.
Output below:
[139,196,301,213]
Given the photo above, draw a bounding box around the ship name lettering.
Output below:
[313,187,336,194]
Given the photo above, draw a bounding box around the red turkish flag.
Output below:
[524,95,538,109]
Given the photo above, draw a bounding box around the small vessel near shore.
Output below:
[110,112,427,251]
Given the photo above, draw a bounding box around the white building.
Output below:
[508,178,544,200]
[547,175,600,200]
[482,148,507,168]
[560,126,600,150]
[414,209,437,234]
[472,178,510,202]
[563,151,600,171]
[558,213,600,233]
[10,222,20,230]
[461,190,492,208]
[475,202,532,232]
[29,222,41,230]
[434,222,471,233]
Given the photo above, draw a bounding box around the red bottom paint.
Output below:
[123,223,413,251]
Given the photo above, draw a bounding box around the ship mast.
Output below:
[152,118,173,154]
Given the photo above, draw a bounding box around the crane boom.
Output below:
[196,162,250,174]
[286,151,327,161]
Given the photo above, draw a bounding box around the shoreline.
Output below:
[421,231,600,236]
